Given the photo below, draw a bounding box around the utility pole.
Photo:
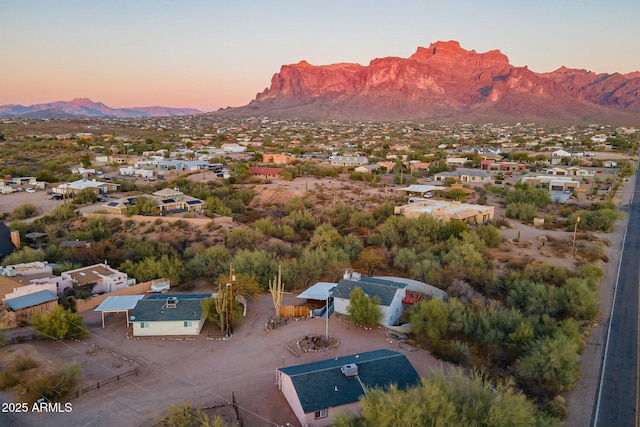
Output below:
[572,215,581,257]
[228,264,234,336]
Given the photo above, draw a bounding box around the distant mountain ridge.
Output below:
[0,98,203,118]
[225,40,640,124]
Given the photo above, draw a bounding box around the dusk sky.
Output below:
[2,0,639,112]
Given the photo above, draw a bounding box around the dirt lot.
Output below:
[0,291,446,427]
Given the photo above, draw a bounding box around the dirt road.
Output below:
[2,292,446,427]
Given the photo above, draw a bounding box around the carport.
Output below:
[94,295,144,328]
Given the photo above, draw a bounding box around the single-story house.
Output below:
[396,184,444,198]
[152,188,204,214]
[277,349,420,427]
[394,200,495,224]
[329,156,369,167]
[53,179,119,196]
[130,295,207,336]
[354,164,381,174]
[433,169,491,183]
[248,167,283,179]
[331,273,407,327]
[521,175,580,192]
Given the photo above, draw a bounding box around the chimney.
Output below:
[10,230,20,249]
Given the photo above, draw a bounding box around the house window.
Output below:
[140,322,149,328]
[314,409,328,419]
[184,321,193,327]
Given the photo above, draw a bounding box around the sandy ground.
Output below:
[0,292,447,427]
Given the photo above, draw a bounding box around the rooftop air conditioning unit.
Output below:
[341,363,358,377]
[166,297,178,308]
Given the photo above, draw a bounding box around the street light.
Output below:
[572,215,581,257]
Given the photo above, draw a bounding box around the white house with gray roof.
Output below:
[130,295,207,337]
[331,273,407,327]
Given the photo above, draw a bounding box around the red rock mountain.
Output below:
[231,41,640,123]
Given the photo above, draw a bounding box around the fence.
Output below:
[75,367,139,398]
[278,305,311,319]
[5,333,40,345]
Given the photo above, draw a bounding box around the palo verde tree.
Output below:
[32,305,86,340]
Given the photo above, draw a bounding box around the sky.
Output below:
[2,0,639,112]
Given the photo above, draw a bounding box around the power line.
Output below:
[2,308,286,427]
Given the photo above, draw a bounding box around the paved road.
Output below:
[593,168,640,427]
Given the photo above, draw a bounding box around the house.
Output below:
[445,157,468,166]
[61,263,130,295]
[396,184,444,198]
[262,153,296,165]
[248,167,283,179]
[276,349,420,427]
[104,189,204,215]
[551,149,572,158]
[602,161,618,168]
[433,169,490,184]
[521,175,580,192]
[394,200,495,224]
[152,188,204,214]
[329,156,368,167]
[331,273,407,327]
[480,160,526,172]
[130,295,207,336]
[354,164,381,174]
[3,289,58,326]
[53,178,119,196]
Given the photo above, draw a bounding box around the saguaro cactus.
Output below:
[269,264,285,320]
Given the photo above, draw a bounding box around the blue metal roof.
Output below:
[5,290,57,311]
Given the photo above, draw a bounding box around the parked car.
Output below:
[25,188,35,193]
[48,193,63,200]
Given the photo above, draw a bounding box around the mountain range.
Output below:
[226,40,640,124]
[0,98,202,119]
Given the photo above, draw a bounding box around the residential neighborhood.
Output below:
[0,115,637,426]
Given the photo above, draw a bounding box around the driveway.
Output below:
[1,292,445,427]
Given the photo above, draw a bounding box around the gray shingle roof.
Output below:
[5,290,57,311]
[279,349,419,413]
[331,277,406,306]
[131,298,203,322]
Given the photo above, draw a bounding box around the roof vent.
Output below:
[166,297,178,308]
[341,363,358,377]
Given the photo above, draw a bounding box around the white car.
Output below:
[25,188,35,193]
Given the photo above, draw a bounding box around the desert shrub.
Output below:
[12,204,37,220]
[19,361,82,404]
[505,202,537,222]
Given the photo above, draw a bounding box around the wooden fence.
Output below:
[278,305,311,318]
[75,367,139,398]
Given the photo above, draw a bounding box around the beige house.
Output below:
[394,200,495,223]
[103,189,204,215]
[53,178,119,196]
[61,263,130,294]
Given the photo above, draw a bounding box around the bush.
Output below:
[505,202,538,223]
[12,204,37,220]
